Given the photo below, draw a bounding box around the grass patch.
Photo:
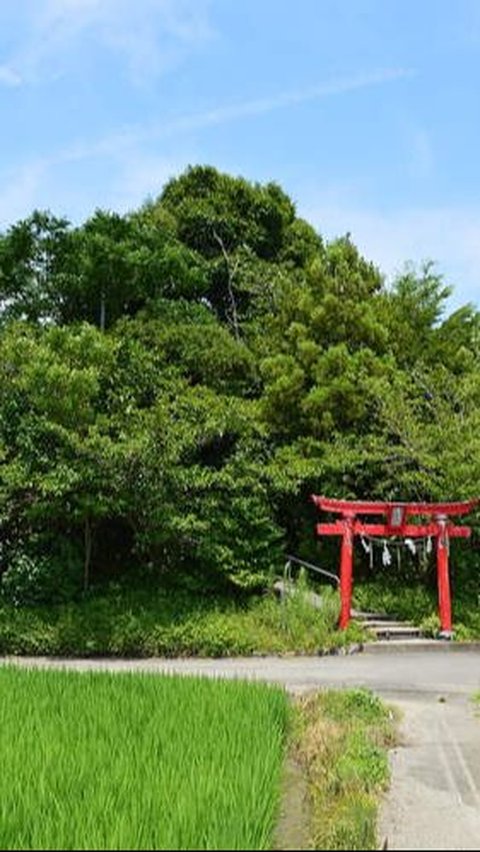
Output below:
[0,667,288,850]
[0,583,366,657]
[353,581,436,625]
[294,689,396,851]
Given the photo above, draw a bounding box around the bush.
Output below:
[353,580,436,624]
[419,612,441,638]
[0,582,363,657]
[1,541,83,607]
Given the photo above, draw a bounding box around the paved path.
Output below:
[3,649,478,696]
[380,694,480,850]
[3,650,480,850]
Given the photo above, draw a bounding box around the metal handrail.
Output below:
[285,554,340,586]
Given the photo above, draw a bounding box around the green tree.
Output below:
[0,211,70,324]
[1,165,479,603]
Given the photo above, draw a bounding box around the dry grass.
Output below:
[293,690,397,850]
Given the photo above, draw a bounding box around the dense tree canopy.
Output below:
[0,165,479,601]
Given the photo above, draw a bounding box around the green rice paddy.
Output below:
[0,667,288,850]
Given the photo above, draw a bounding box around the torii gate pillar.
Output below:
[339,514,354,630]
[436,515,452,636]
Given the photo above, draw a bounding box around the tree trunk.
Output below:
[84,517,93,594]
[213,230,241,341]
[100,292,106,331]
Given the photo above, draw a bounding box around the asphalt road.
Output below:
[3,647,478,696]
[3,649,480,850]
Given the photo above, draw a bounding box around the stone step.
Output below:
[361,620,417,630]
[352,610,399,622]
[353,610,424,641]
[364,639,480,653]
[370,625,424,639]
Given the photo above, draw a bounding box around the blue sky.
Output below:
[1,0,480,306]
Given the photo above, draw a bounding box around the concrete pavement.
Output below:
[379,694,480,850]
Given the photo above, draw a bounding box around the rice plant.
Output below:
[0,667,288,850]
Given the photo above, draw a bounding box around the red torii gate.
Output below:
[312,497,479,636]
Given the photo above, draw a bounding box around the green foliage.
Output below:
[319,688,390,726]
[385,262,453,367]
[0,212,70,324]
[0,667,288,850]
[1,541,82,607]
[0,318,279,592]
[296,689,396,850]
[0,164,480,621]
[419,612,442,638]
[0,209,207,328]
[452,598,480,640]
[353,581,437,624]
[160,165,296,261]
[0,584,363,657]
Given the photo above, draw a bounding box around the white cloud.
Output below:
[302,193,480,305]
[54,67,415,166]
[0,66,417,229]
[111,152,189,211]
[0,162,47,226]
[164,67,414,129]
[0,0,213,86]
[408,128,434,180]
[0,65,23,87]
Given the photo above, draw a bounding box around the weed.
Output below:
[0,583,366,657]
[295,689,396,851]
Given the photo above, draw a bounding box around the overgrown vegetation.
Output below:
[0,667,288,850]
[0,583,366,657]
[295,689,397,850]
[0,164,479,633]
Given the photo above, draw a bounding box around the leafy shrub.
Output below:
[419,612,441,638]
[353,581,436,624]
[337,733,389,791]
[320,688,389,725]
[1,541,83,607]
[0,582,361,657]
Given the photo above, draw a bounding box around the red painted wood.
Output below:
[436,519,453,634]
[353,523,471,538]
[317,522,346,536]
[312,496,478,518]
[339,517,354,630]
[353,523,439,537]
[312,496,391,515]
[316,522,471,538]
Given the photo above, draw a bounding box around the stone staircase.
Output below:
[352,610,424,641]
[275,577,429,643]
